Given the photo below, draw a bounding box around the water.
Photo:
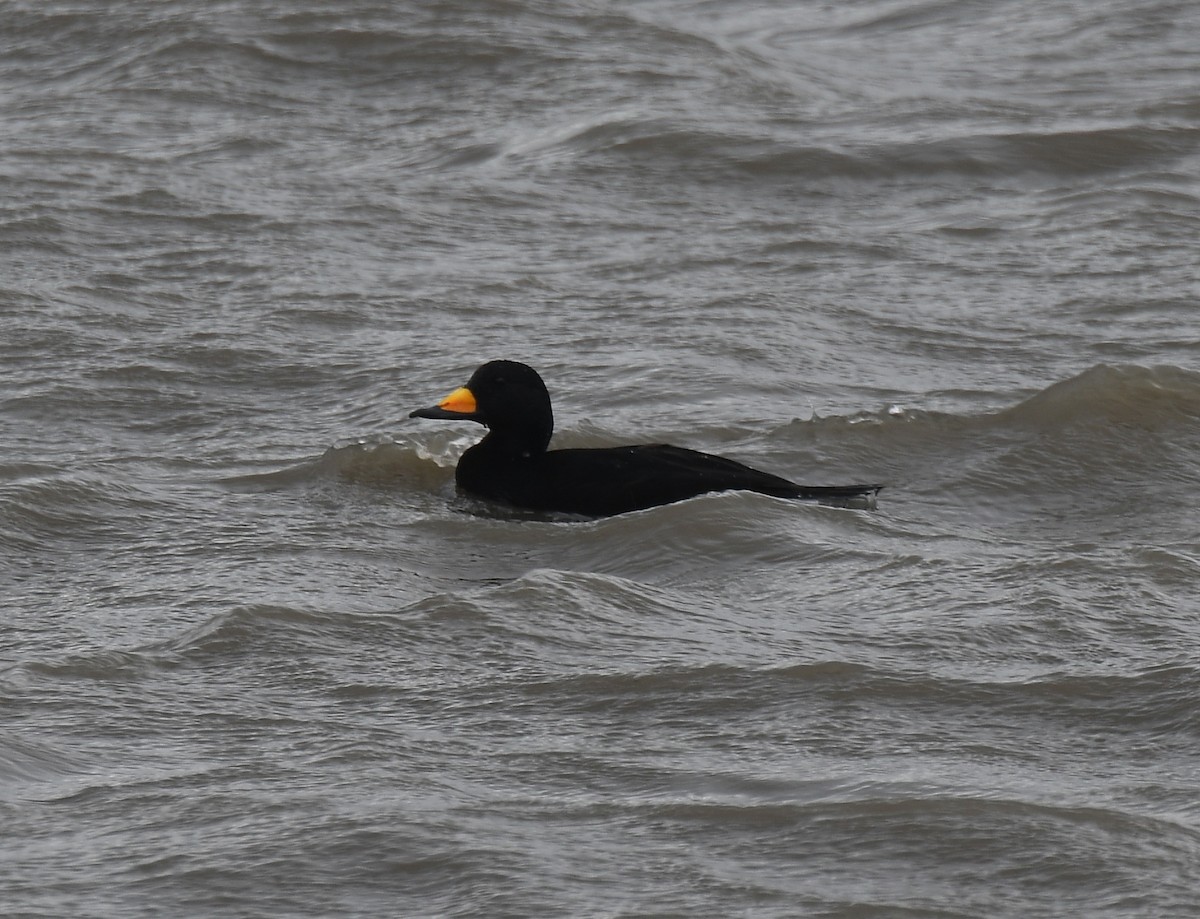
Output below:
[3,1,1200,916]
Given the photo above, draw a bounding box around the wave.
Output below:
[998,363,1200,431]
[643,791,1198,848]
[826,363,1200,501]
[0,603,361,689]
[152,602,352,660]
[0,469,173,550]
[478,109,1198,183]
[0,732,86,789]
[3,3,581,101]
[858,363,1200,439]
[217,436,462,492]
[498,655,1200,742]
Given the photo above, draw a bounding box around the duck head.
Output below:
[410,360,555,456]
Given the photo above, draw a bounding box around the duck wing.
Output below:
[518,445,880,517]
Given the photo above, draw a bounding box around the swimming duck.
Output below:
[410,360,881,517]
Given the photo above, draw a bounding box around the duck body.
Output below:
[457,440,816,517]
[411,360,881,518]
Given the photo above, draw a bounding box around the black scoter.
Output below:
[410,360,881,517]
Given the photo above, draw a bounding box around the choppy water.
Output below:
[3,1,1200,916]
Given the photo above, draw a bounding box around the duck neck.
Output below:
[477,424,550,461]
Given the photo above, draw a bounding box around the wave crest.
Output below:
[218,437,463,492]
[1001,364,1200,431]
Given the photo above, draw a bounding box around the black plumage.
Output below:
[410,360,881,517]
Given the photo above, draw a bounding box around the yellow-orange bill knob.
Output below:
[438,386,477,415]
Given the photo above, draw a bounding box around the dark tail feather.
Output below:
[791,484,883,509]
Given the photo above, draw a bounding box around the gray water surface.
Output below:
[3,1,1200,916]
